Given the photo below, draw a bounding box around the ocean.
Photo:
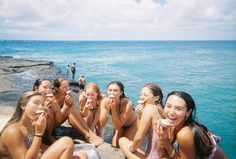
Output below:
[0,40,236,158]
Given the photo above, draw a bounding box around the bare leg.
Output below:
[111,129,123,148]
[44,110,57,144]
[41,136,74,159]
[95,123,102,137]
[119,137,146,159]
[68,110,103,147]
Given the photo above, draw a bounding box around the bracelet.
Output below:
[34,133,43,137]
[167,147,175,158]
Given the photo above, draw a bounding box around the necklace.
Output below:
[19,121,33,147]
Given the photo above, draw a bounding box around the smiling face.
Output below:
[164,95,191,128]
[139,87,154,105]
[36,80,52,97]
[59,80,71,95]
[85,87,98,102]
[24,95,45,121]
[107,83,122,100]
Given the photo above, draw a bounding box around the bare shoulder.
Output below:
[121,98,133,110]
[177,126,195,148]
[1,123,23,145]
[100,97,110,104]
[143,104,158,114]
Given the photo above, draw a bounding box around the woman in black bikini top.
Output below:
[99,81,138,147]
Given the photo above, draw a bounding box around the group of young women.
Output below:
[0,77,226,159]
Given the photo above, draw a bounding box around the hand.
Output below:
[46,97,60,112]
[135,104,144,117]
[85,100,93,109]
[42,100,51,116]
[65,94,75,107]
[128,142,136,153]
[105,98,114,110]
[81,92,87,100]
[34,113,47,135]
[157,119,170,147]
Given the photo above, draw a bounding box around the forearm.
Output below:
[111,108,122,130]
[159,143,178,159]
[99,107,109,127]
[91,111,99,130]
[25,136,42,159]
[99,114,109,127]
[130,138,142,152]
[80,106,89,117]
[60,106,70,123]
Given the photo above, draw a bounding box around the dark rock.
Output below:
[0,56,61,104]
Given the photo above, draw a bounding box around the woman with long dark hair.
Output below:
[157,91,226,159]
[33,78,62,144]
[99,81,137,147]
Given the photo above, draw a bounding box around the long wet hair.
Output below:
[144,83,164,117]
[79,83,102,108]
[144,83,163,106]
[32,78,51,91]
[107,81,126,99]
[1,91,42,134]
[85,82,102,101]
[166,91,213,158]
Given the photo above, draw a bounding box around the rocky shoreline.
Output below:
[0,55,125,159]
[0,55,61,106]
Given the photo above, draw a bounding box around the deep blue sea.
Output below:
[1,40,236,158]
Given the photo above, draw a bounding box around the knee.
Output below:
[60,136,74,149]
[118,137,129,149]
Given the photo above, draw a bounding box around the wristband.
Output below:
[34,133,43,137]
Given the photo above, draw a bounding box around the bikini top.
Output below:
[173,133,219,159]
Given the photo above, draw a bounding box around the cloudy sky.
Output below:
[0,0,235,40]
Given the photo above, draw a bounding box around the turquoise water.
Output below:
[1,40,236,158]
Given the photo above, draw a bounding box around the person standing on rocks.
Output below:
[66,65,70,79]
[71,63,76,80]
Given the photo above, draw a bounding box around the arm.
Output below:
[110,99,133,130]
[99,98,110,127]
[47,98,62,124]
[176,127,196,159]
[90,108,100,130]
[2,115,46,159]
[78,93,89,117]
[129,105,153,152]
[2,126,32,159]
[158,126,195,159]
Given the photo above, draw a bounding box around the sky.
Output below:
[0,0,235,40]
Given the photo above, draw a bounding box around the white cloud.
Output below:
[0,0,235,40]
